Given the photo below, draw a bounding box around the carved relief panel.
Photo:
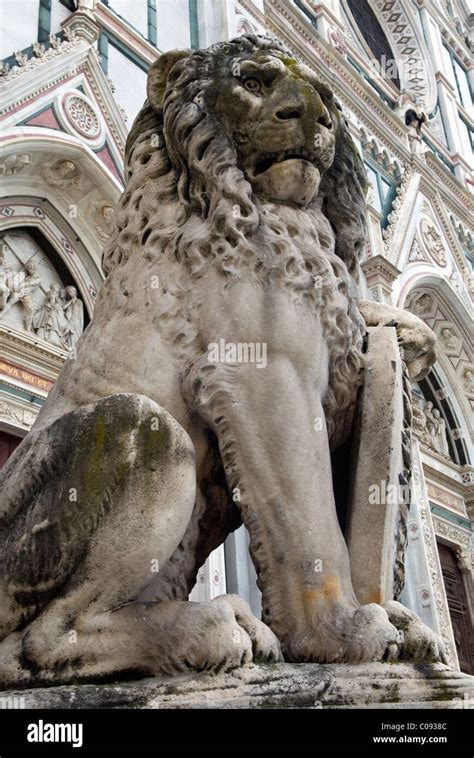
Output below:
[0,229,84,350]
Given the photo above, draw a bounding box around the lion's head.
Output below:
[103,35,369,447]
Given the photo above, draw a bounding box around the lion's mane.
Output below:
[102,35,369,448]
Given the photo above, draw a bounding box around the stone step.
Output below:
[2,662,473,709]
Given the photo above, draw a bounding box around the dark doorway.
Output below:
[438,541,474,675]
[0,430,22,468]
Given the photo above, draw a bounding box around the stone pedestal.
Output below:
[2,663,473,709]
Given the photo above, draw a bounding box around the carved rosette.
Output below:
[65,94,100,139]
[55,90,105,149]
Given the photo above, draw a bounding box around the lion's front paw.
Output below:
[384,600,448,664]
[358,300,437,381]
[284,603,401,663]
[283,600,447,665]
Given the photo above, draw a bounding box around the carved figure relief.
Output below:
[0,258,41,330]
[0,153,30,175]
[405,109,426,157]
[439,327,458,351]
[418,400,451,458]
[42,158,82,189]
[94,203,116,241]
[0,231,84,349]
[411,292,433,316]
[463,368,474,395]
[33,284,66,347]
[61,285,84,348]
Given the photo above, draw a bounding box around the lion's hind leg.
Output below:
[3,593,281,687]
[0,393,196,687]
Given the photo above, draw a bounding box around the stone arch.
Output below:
[1,126,122,283]
[343,0,437,111]
[400,274,473,463]
[0,127,123,356]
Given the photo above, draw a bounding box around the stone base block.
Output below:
[2,663,473,709]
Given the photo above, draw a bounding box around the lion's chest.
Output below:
[195,271,328,378]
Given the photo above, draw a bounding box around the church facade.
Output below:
[1,0,472,675]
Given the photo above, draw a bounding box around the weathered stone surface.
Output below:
[2,663,473,710]
[348,326,410,606]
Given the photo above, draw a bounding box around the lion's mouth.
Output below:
[253,150,314,176]
[246,149,322,205]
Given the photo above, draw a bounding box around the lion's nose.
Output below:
[275,105,303,120]
[317,108,332,130]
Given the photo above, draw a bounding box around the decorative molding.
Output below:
[382,166,413,250]
[0,322,66,381]
[362,253,401,277]
[411,444,458,668]
[0,391,38,432]
[407,236,428,263]
[359,127,402,178]
[1,48,127,158]
[361,254,401,303]
[432,515,473,572]
[419,218,448,267]
[371,0,437,111]
[0,31,83,83]
[61,10,100,46]
[427,481,466,515]
[416,182,472,284]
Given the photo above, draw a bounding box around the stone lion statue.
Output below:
[0,35,443,688]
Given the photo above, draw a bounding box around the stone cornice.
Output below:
[435,70,457,93]
[439,26,472,68]
[361,254,402,283]
[62,11,100,46]
[0,36,89,112]
[456,101,474,129]
[95,3,160,65]
[0,389,39,434]
[422,456,472,496]
[417,0,472,64]
[303,1,345,29]
[239,0,268,29]
[0,324,66,380]
[424,152,474,215]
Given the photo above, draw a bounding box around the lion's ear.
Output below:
[147,50,192,111]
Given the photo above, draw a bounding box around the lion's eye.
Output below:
[243,78,262,94]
